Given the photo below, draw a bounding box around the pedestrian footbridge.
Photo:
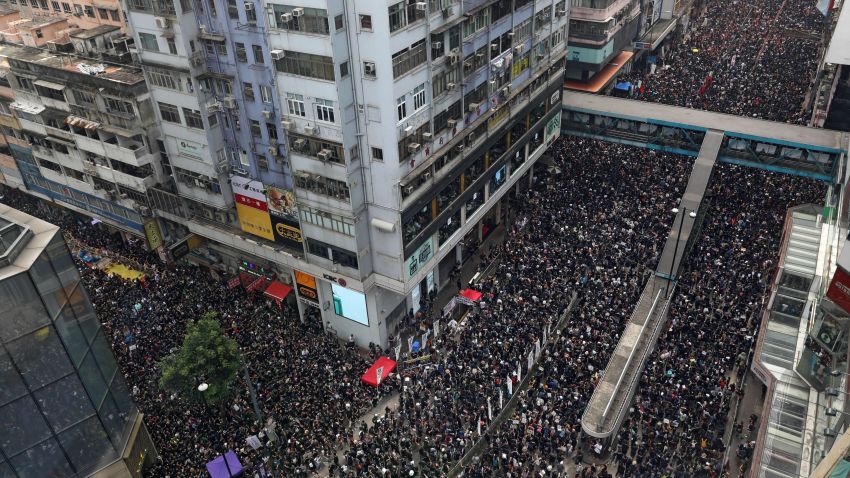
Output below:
[581,130,721,444]
[562,92,848,181]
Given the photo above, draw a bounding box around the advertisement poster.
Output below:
[143,219,162,250]
[294,270,319,305]
[827,266,850,316]
[266,185,303,249]
[231,175,275,241]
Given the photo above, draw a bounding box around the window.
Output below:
[289,133,344,163]
[334,14,343,30]
[183,108,203,129]
[208,113,218,127]
[98,7,108,18]
[295,172,350,201]
[300,207,355,235]
[167,37,178,54]
[372,147,383,161]
[392,39,427,78]
[413,84,426,110]
[51,1,60,10]
[252,44,264,64]
[339,61,349,77]
[359,14,372,30]
[250,120,262,138]
[275,51,335,81]
[260,85,272,103]
[258,156,269,171]
[84,5,94,16]
[287,93,305,116]
[139,33,159,51]
[147,69,180,90]
[463,8,490,37]
[61,1,70,12]
[73,89,95,104]
[266,122,278,140]
[109,9,119,20]
[433,67,460,97]
[35,29,43,39]
[174,167,222,193]
[227,0,238,18]
[17,77,34,91]
[158,102,181,123]
[105,97,134,117]
[269,5,329,34]
[396,96,407,121]
[216,42,227,55]
[235,42,247,62]
[315,98,335,123]
[207,0,217,15]
[242,82,254,101]
[388,0,425,32]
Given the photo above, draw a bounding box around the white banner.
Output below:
[443,296,457,317]
[487,397,492,421]
[376,366,384,386]
[517,361,522,383]
[407,336,414,353]
[507,375,513,395]
[394,343,402,359]
[422,331,430,349]
[527,350,534,371]
[535,339,541,359]
[499,388,503,409]
[433,319,440,337]
[477,417,481,435]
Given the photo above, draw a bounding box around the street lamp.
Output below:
[666,207,698,298]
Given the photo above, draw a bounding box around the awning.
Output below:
[564,50,635,93]
[65,115,100,130]
[361,356,397,387]
[195,71,234,81]
[263,280,292,302]
[33,79,65,90]
[198,31,226,42]
[10,101,45,115]
[205,451,243,478]
[459,288,483,302]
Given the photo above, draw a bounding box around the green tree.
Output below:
[159,312,240,405]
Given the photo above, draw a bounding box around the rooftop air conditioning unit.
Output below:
[421,132,433,141]
[468,102,479,112]
[207,102,222,113]
[292,7,304,17]
[442,6,452,17]
[447,118,457,127]
[244,2,253,11]
[408,143,421,153]
[432,41,442,50]
[403,125,414,136]
[223,96,237,109]
[280,12,292,23]
[281,119,294,130]
[293,138,307,150]
[317,149,331,160]
[415,1,426,10]
[270,49,285,60]
[261,110,273,119]
[155,17,170,28]
[304,124,317,135]
[447,82,456,90]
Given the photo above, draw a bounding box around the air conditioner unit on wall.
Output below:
[244,2,254,11]
[154,16,170,29]
[304,125,317,135]
[270,49,285,60]
[223,96,237,109]
[292,7,304,17]
[261,110,273,119]
[281,119,294,130]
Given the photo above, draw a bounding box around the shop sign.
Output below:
[176,138,203,158]
[405,235,434,279]
[295,270,319,304]
[143,219,162,250]
[544,112,562,145]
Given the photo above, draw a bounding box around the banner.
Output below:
[433,319,440,337]
[143,219,162,250]
[232,175,275,241]
[270,214,303,249]
[827,266,850,315]
[294,270,319,304]
[507,375,512,395]
[247,275,266,292]
[227,276,241,289]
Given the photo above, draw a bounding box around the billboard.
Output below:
[827,266,850,316]
[294,270,319,304]
[331,283,369,325]
[231,175,275,241]
[143,219,162,250]
[266,185,303,249]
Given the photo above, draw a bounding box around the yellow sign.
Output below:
[235,202,275,241]
[143,219,162,250]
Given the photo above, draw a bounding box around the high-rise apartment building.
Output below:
[3,0,567,348]
[0,43,168,235]
[0,203,156,477]
[0,0,126,32]
[565,0,639,87]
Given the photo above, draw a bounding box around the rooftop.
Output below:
[71,24,120,39]
[9,16,66,29]
[0,42,145,85]
[0,203,59,278]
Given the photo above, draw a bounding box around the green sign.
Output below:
[405,235,434,279]
[544,112,562,144]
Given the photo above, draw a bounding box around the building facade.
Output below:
[0,204,156,477]
[0,0,125,32]
[566,0,639,83]
[0,43,167,235]
[1,0,567,348]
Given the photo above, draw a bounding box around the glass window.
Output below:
[34,375,95,433]
[9,438,72,477]
[274,51,335,81]
[397,96,407,121]
[138,32,158,51]
[99,393,130,448]
[58,415,115,472]
[7,327,72,390]
[78,351,108,406]
[413,84,426,110]
[0,396,53,456]
[0,350,27,405]
[252,44,264,64]
[158,102,181,123]
[287,93,305,116]
[109,375,135,417]
[315,98,334,123]
[90,331,118,385]
[55,303,89,367]
[183,108,204,129]
[0,272,50,342]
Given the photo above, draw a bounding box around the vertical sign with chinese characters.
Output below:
[405,235,435,279]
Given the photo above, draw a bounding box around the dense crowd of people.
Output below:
[0,187,389,476]
[620,0,825,124]
[338,138,694,477]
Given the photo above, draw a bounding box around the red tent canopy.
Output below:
[361,356,397,387]
[459,288,483,302]
[263,281,293,301]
